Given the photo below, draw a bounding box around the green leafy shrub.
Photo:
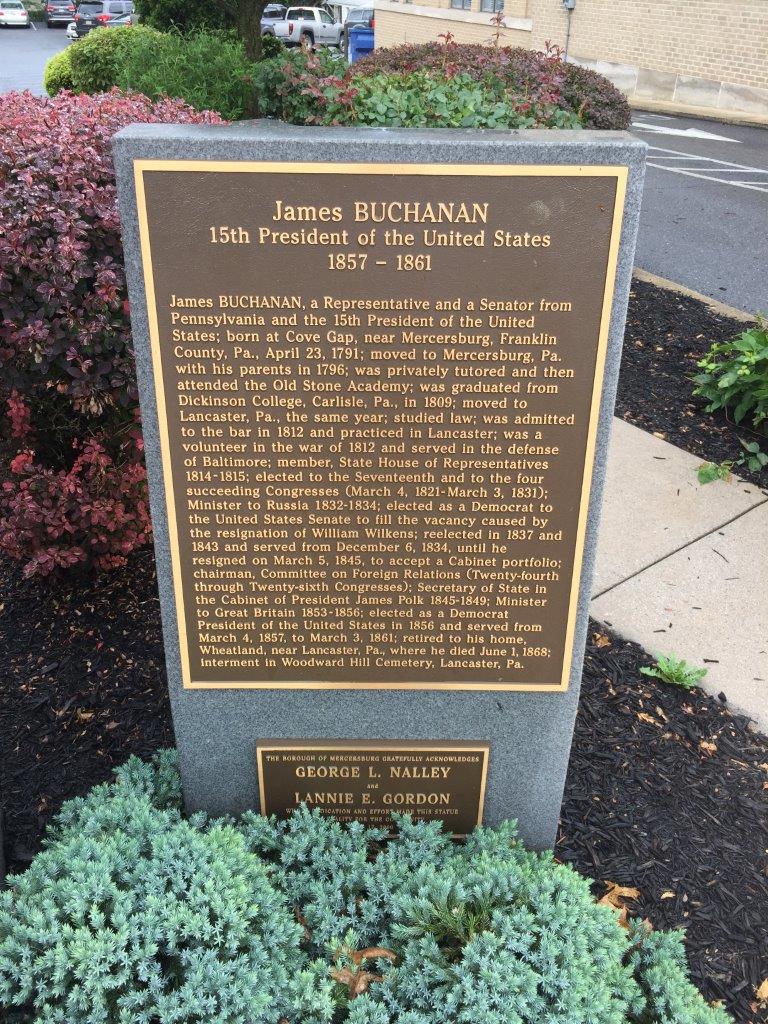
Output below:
[693,317,768,431]
[117,29,256,119]
[68,24,162,93]
[251,45,322,119]
[57,23,253,120]
[0,752,729,1024]
[260,29,286,59]
[134,0,233,32]
[350,41,631,130]
[257,47,581,128]
[43,47,73,96]
[737,439,768,473]
[342,70,581,129]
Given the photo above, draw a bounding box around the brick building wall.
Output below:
[374,0,768,119]
[385,0,527,12]
[375,0,530,50]
[530,0,767,92]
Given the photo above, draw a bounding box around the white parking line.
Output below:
[646,155,711,160]
[651,167,768,173]
[633,121,742,143]
[648,145,767,171]
[646,165,768,192]
[644,145,768,193]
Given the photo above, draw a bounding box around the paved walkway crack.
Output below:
[592,494,768,600]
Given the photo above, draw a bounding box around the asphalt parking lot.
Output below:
[630,112,768,312]
[1,28,766,312]
[0,21,68,93]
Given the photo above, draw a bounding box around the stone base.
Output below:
[113,123,645,851]
[570,55,768,123]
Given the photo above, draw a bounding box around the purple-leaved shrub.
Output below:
[0,90,224,575]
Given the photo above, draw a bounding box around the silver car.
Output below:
[0,0,31,26]
[271,6,342,48]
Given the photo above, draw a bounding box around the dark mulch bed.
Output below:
[1,552,767,1023]
[0,550,173,866]
[619,279,767,489]
[559,628,768,1024]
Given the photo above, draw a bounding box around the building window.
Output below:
[451,0,471,9]
[480,0,504,11]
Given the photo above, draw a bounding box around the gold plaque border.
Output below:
[256,740,490,833]
[134,160,629,691]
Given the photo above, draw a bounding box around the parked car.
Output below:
[268,6,342,48]
[323,1,368,27]
[72,0,132,34]
[260,2,285,30]
[71,8,133,34]
[0,0,30,27]
[341,5,372,61]
[45,0,75,25]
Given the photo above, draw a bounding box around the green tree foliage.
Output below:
[134,0,233,31]
[121,0,277,62]
[134,0,271,61]
[0,752,731,1024]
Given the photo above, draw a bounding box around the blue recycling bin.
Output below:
[348,24,374,62]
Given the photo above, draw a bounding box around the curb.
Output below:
[630,98,768,130]
[632,268,757,323]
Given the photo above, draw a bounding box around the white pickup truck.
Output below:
[267,6,343,47]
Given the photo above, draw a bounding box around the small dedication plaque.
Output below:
[134,160,627,691]
[257,741,489,834]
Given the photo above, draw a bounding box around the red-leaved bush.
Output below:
[0,90,224,576]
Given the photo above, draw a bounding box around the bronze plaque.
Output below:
[135,161,627,690]
[257,740,489,834]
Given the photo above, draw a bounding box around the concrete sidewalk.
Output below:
[593,418,768,731]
